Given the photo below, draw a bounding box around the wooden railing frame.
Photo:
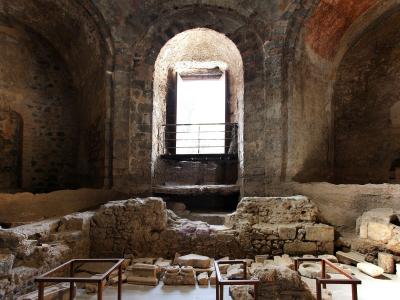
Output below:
[34,258,124,300]
[214,260,260,300]
[294,258,361,300]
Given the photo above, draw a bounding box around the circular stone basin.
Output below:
[299,263,322,279]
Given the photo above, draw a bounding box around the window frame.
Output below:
[164,69,232,158]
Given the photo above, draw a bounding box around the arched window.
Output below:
[151,28,243,210]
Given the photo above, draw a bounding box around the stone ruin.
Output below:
[0,212,93,298]
[356,208,400,255]
[230,264,317,300]
[0,196,335,299]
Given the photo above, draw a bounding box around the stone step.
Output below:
[182,212,229,225]
[336,251,365,265]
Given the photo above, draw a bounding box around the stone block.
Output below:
[209,271,216,285]
[336,251,365,265]
[229,285,253,300]
[273,255,294,270]
[197,272,209,285]
[278,225,297,240]
[357,262,384,277]
[0,254,14,277]
[283,241,317,255]
[367,222,392,243]
[378,252,395,274]
[305,224,334,242]
[255,255,269,263]
[176,254,211,268]
[126,263,158,286]
[163,266,196,285]
[317,241,334,254]
[227,264,244,279]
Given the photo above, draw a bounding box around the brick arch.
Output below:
[126,7,267,195]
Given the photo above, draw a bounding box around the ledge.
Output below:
[152,184,240,196]
[160,154,238,161]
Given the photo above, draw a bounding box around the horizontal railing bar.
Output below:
[163,122,237,126]
[165,138,231,141]
[317,278,362,284]
[166,146,228,149]
[167,131,231,134]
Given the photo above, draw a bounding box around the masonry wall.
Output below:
[2,0,400,198]
[333,9,400,184]
[0,111,22,190]
[0,20,79,192]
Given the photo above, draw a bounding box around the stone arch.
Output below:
[150,28,244,187]
[124,6,266,195]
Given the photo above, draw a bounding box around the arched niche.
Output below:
[333,8,400,183]
[285,0,400,184]
[151,28,244,188]
[0,0,114,191]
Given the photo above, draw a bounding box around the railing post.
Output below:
[316,279,322,300]
[321,260,326,289]
[352,283,358,300]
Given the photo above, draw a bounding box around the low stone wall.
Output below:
[0,212,93,299]
[0,196,335,299]
[268,182,400,231]
[0,188,125,224]
[227,196,334,255]
[90,196,334,258]
[90,197,243,259]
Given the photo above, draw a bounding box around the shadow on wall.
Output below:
[0,110,22,190]
[291,138,333,183]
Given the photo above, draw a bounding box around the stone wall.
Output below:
[0,0,113,190]
[153,160,238,186]
[0,212,93,299]
[333,9,400,184]
[0,111,22,190]
[0,195,334,299]
[0,189,126,225]
[2,0,400,200]
[0,19,79,192]
[267,182,400,232]
[90,196,334,258]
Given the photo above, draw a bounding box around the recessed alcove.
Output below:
[151,28,243,211]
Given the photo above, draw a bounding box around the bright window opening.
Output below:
[176,72,226,154]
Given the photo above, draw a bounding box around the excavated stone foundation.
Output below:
[0,196,334,299]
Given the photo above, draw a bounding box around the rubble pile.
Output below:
[0,212,93,299]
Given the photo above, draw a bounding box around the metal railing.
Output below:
[162,123,238,155]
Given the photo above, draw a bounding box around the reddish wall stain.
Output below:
[305,0,377,60]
